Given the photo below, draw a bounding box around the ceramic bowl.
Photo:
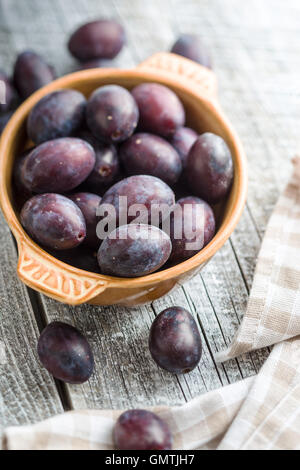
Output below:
[0,52,247,306]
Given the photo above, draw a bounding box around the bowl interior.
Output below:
[0,68,247,284]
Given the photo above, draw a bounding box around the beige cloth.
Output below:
[4,158,300,451]
[217,157,300,362]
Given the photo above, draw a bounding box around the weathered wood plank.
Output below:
[0,214,63,446]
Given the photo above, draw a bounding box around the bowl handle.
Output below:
[15,235,108,305]
[137,52,217,98]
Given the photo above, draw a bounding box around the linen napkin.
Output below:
[216,156,300,362]
[4,157,300,450]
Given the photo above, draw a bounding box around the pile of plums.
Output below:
[15,80,233,277]
[0,17,225,278]
[0,19,126,134]
[0,17,212,133]
[38,305,202,449]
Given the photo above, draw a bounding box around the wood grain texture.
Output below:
[1,0,300,420]
[0,213,63,447]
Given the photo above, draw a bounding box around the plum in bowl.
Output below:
[0,52,247,306]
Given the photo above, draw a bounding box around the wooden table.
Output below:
[1,0,299,443]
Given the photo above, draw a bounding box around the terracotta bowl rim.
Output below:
[0,66,248,288]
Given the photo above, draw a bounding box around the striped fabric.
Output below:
[4,158,300,450]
